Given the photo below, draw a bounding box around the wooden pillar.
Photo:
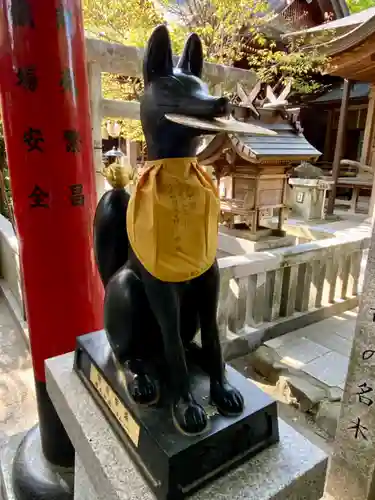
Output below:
[0,0,104,497]
[360,84,375,166]
[327,79,352,215]
[323,109,333,161]
[361,85,375,217]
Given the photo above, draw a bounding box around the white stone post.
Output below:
[87,62,106,201]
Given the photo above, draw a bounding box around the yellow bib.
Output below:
[126,158,219,282]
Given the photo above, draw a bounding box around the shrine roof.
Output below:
[232,123,321,161]
[310,82,370,103]
[285,7,375,38]
[198,84,320,164]
[198,122,321,164]
[281,8,375,81]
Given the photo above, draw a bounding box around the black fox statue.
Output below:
[93,24,244,436]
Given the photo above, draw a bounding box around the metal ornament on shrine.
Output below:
[198,82,321,240]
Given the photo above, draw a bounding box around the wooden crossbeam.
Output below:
[101,99,140,120]
[263,84,290,109]
[278,81,292,102]
[235,81,293,114]
[85,37,257,86]
[236,82,261,116]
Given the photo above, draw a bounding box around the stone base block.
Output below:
[74,456,99,500]
[1,430,73,500]
[44,352,328,500]
[218,227,296,255]
[1,434,23,500]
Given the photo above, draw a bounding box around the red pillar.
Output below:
[0,0,104,496]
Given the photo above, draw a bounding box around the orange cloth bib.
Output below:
[127,158,219,282]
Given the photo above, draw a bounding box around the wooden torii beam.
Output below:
[84,36,259,197]
[85,37,258,85]
[85,37,259,123]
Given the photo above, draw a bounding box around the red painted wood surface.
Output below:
[0,0,104,382]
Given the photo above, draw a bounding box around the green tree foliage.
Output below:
[83,0,329,140]
[347,0,375,14]
[247,36,328,95]
[82,0,163,46]
[163,0,270,64]
[0,122,14,221]
[83,0,162,140]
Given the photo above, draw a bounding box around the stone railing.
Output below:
[0,215,22,308]
[0,213,369,356]
[218,231,369,359]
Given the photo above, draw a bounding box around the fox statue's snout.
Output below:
[141,73,230,121]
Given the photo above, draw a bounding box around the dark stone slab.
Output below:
[74,330,279,500]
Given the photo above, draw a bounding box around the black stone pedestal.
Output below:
[74,330,279,500]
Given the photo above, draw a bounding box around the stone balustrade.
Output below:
[217,232,369,359]
[0,212,369,359]
[0,208,370,362]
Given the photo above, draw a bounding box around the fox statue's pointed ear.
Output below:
[143,25,173,86]
[177,33,203,78]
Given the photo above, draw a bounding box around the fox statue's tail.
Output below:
[93,166,131,287]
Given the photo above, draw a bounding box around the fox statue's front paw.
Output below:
[210,379,244,417]
[118,359,160,406]
[172,394,209,436]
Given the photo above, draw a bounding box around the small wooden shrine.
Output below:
[198,83,321,239]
